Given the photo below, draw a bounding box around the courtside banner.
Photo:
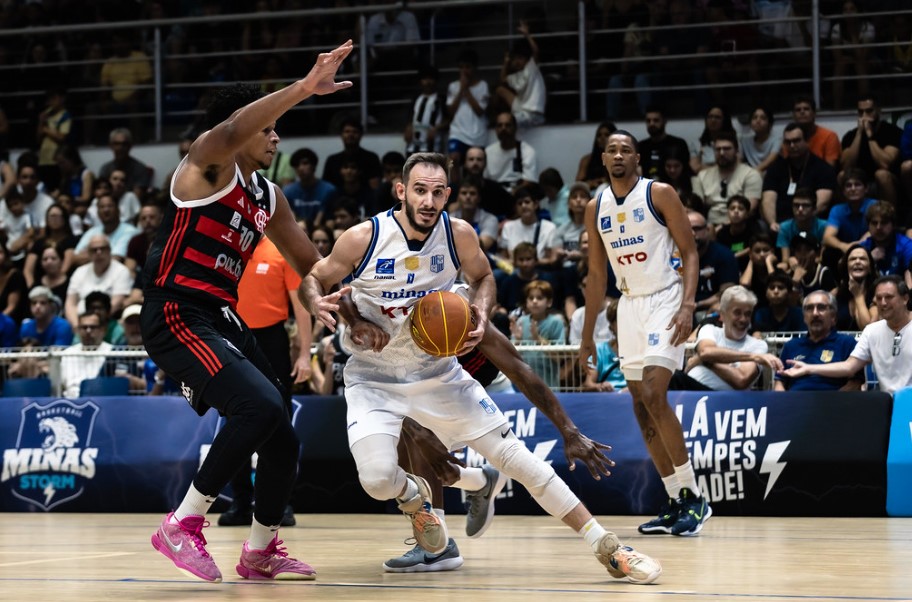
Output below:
[445,391,892,517]
[0,396,220,512]
[0,392,893,515]
[886,388,912,516]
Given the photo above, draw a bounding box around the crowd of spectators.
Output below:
[1,1,910,149]
[1,1,911,397]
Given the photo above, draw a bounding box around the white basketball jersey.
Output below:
[595,178,680,296]
[345,207,462,383]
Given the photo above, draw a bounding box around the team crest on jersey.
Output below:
[820,350,834,363]
[376,258,395,274]
[405,256,420,271]
[648,333,659,346]
[230,211,242,229]
[253,208,268,233]
[1,400,100,511]
[430,255,445,273]
[600,216,612,231]
[633,208,645,222]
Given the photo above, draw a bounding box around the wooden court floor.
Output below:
[0,513,910,601]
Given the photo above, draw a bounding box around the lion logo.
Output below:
[39,417,79,451]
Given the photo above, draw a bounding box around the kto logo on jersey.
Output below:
[617,251,648,265]
[1,400,100,511]
[430,255,445,273]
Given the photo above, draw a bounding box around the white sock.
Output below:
[674,462,700,497]
[451,466,487,491]
[173,483,216,522]
[661,473,681,500]
[397,476,419,503]
[579,517,608,552]
[248,518,279,551]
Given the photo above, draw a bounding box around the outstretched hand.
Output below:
[307,40,354,96]
[564,431,614,481]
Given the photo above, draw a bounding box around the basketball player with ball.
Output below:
[579,130,711,537]
[302,152,662,584]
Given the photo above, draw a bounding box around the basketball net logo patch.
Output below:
[1,399,100,511]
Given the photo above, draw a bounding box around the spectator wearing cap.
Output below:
[859,200,912,278]
[775,187,828,269]
[775,290,862,391]
[19,286,73,346]
[788,231,837,297]
[119,303,143,346]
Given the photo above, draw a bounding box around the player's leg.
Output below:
[466,427,662,585]
[639,286,711,537]
[383,426,464,573]
[350,432,449,554]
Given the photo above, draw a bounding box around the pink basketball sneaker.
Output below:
[151,512,222,582]
[236,536,316,580]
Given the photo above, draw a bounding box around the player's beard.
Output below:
[404,196,440,235]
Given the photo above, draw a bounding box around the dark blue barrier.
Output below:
[0,391,896,515]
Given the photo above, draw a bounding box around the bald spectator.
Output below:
[64,234,132,327]
[98,128,153,201]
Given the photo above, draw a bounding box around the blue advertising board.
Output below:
[0,391,897,516]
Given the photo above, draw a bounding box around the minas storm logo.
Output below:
[2,400,100,510]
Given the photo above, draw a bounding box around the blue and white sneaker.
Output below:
[383,539,464,573]
[464,465,507,538]
[638,498,681,535]
[670,487,712,536]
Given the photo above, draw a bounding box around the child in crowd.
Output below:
[776,187,828,269]
[1,189,35,265]
[582,299,625,392]
[751,270,807,333]
[496,242,561,317]
[510,279,565,388]
[739,232,777,306]
[715,194,763,272]
[788,231,837,297]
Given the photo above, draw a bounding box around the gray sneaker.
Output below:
[464,465,507,538]
[397,473,448,554]
[382,539,464,573]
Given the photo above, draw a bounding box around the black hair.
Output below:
[204,83,264,130]
[290,147,318,168]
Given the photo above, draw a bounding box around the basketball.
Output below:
[409,291,475,357]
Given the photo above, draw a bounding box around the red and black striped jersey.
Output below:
[143,162,276,309]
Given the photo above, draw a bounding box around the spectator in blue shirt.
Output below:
[860,201,912,278]
[282,147,338,227]
[752,270,806,333]
[0,312,17,347]
[775,290,862,391]
[822,169,877,259]
[18,286,73,346]
[776,188,828,269]
[690,210,739,316]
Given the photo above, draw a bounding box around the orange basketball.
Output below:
[409,290,476,357]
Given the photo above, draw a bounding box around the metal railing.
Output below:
[0,331,872,396]
[1,1,910,148]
